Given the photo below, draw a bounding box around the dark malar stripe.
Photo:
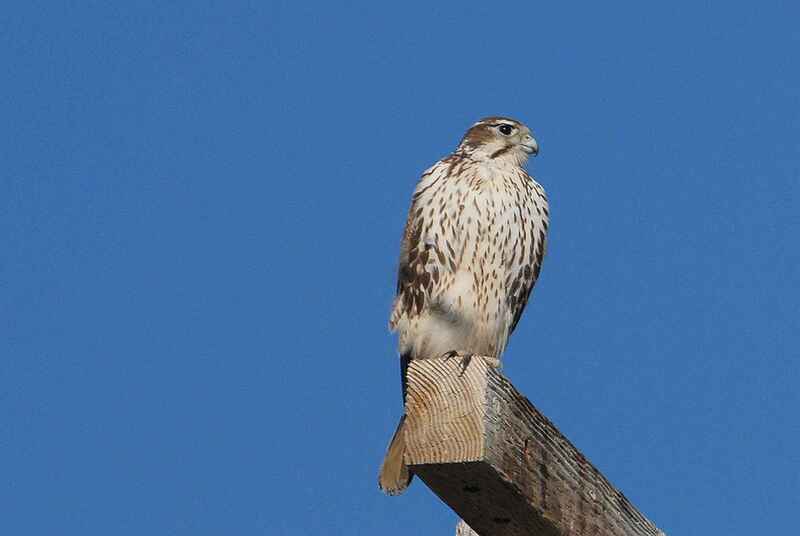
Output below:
[490,146,512,159]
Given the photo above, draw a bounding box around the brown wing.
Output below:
[389,159,456,330]
[507,178,549,336]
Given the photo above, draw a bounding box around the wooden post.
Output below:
[455,519,480,535]
[403,357,666,536]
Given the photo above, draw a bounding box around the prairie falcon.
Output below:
[379,117,549,495]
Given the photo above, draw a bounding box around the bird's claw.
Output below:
[442,350,459,361]
[441,350,475,376]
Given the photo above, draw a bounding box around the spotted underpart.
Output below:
[390,116,549,363]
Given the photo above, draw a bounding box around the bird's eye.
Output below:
[498,124,514,136]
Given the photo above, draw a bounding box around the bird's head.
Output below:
[457,117,538,165]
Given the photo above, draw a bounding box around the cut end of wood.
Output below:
[455,519,479,536]
[402,356,667,536]
[403,356,488,465]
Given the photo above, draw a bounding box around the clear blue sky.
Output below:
[3,2,798,534]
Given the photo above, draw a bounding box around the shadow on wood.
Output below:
[403,357,666,536]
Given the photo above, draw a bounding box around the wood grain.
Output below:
[403,357,666,536]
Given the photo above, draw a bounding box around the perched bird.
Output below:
[379,117,550,495]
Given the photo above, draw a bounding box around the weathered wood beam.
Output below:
[403,357,666,536]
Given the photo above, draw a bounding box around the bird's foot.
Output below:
[441,351,502,374]
[443,350,474,375]
[441,351,501,375]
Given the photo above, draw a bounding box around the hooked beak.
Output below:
[522,134,539,156]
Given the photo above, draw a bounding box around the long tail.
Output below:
[378,353,413,495]
[378,414,413,494]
